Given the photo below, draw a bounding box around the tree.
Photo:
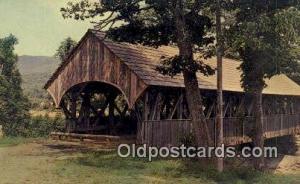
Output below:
[284,48,300,84]
[225,0,300,170]
[0,35,30,136]
[61,0,216,146]
[55,37,77,61]
[287,63,300,84]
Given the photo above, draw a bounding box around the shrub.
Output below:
[23,114,65,138]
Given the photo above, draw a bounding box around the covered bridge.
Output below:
[45,29,300,146]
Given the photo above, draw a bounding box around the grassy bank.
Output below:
[54,151,300,184]
[0,138,299,183]
[0,137,32,147]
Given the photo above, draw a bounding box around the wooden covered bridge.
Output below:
[45,29,300,146]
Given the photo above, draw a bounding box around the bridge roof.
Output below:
[45,29,300,97]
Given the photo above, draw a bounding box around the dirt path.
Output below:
[270,136,300,174]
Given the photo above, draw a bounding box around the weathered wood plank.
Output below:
[141,114,300,147]
[46,35,147,109]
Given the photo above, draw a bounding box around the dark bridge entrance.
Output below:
[61,81,137,136]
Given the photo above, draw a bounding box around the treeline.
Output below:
[0,35,64,137]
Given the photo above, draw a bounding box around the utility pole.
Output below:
[216,0,224,172]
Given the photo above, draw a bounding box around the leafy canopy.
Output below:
[61,0,215,76]
[225,0,300,91]
[55,37,77,61]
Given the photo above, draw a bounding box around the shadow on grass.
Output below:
[63,150,299,184]
[44,144,95,154]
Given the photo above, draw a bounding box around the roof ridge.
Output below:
[90,29,178,55]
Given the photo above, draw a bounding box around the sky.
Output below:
[0,0,93,56]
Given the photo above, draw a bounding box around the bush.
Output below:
[23,115,65,138]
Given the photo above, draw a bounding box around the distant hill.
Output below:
[18,55,59,75]
[17,55,60,105]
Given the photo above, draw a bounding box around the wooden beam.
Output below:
[150,92,162,120]
[114,102,123,115]
[230,96,245,117]
[121,104,129,117]
[177,93,184,119]
[168,94,183,119]
[144,92,149,121]
[61,99,77,121]
[223,100,230,117]
[206,102,215,118]
[156,94,163,120]
[70,93,77,119]
[108,94,117,134]
[61,100,72,119]
[135,104,142,123]
[246,101,254,116]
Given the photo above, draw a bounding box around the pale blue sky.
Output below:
[0,0,93,56]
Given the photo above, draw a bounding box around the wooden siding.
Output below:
[47,33,147,109]
[140,114,300,147]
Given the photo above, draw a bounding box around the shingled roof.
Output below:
[45,29,300,96]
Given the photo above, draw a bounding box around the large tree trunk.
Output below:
[253,88,265,170]
[175,0,212,147]
[240,47,265,170]
[183,72,212,146]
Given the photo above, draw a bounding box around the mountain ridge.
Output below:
[17,55,60,103]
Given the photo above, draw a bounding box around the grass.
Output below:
[54,150,300,184]
[0,137,39,147]
[0,138,299,183]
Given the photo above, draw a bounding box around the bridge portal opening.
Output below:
[60,81,137,136]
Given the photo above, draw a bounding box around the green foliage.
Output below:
[287,62,300,84]
[0,35,30,136]
[225,1,300,92]
[54,37,77,61]
[61,0,215,76]
[157,55,215,77]
[23,115,65,138]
